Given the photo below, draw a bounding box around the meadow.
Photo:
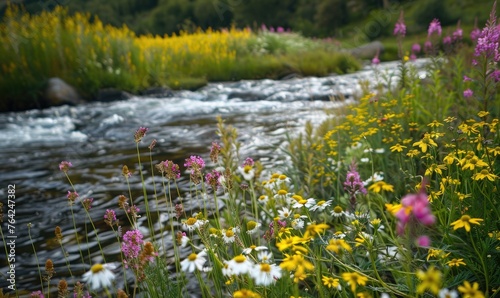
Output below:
[0,5,359,112]
[1,2,500,298]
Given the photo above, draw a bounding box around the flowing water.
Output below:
[0,60,428,295]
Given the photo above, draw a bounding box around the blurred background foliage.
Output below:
[0,0,493,38]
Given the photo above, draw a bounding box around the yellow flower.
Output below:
[413,134,438,153]
[424,163,447,176]
[472,169,498,181]
[234,289,262,298]
[322,275,340,289]
[390,143,407,152]
[341,272,368,292]
[426,248,450,261]
[406,149,421,157]
[461,156,488,171]
[456,192,472,201]
[279,253,314,277]
[304,223,330,238]
[443,153,456,165]
[276,236,306,251]
[416,266,442,295]
[477,111,490,118]
[447,258,466,267]
[458,281,485,298]
[385,203,402,215]
[428,120,443,127]
[368,181,394,193]
[450,215,484,232]
[326,239,352,254]
[357,293,372,298]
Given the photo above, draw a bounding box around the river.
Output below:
[0,59,427,295]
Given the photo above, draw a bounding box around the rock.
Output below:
[95,88,133,102]
[349,41,384,59]
[227,91,266,101]
[44,77,82,106]
[140,87,174,98]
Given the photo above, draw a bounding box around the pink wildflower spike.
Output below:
[59,161,72,172]
[393,11,406,37]
[416,235,431,247]
[134,127,148,143]
[428,18,442,37]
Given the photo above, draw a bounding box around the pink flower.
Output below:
[424,40,433,53]
[474,1,500,62]
[104,209,117,227]
[344,164,367,195]
[372,55,380,65]
[463,89,473,98]
[463,75,473,82]
[134,127,148,143]
[443,36,452,45]
[205,170,221,189]
[243,157,254,167]
[428,18,442,37]
[412,43,421,53]
[59,161,72,172]
[122,229,144,259]
[184,156,206,175]
[416,235,431,247]
[393,12,406,37]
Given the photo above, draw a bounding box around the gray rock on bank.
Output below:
[44,77,82,106]
[348,41,384,59]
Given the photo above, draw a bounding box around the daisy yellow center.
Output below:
[279,174,287,180]
[243,165,252,173]
[260,263,271,273]
[480,169,489,175]
[91,264,104,273]
[247,221,257,230]
[188,253,198,261]
[234,255,246,263]
[271,173,280,179]
[283,212,289,217]
[259,195,266,201]
[250,245,257,249]
[277,189,287,195]
[298,199,307,204]
[317,200,326,206]
[186,217,197,226]
[225,229,234,237]
[333,206,343,213]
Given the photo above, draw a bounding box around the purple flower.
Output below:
[424,40,433,53]
[416,235,431,247]
[471,27,481,41]
[184,155,206,174]
[134,127,148,143]
[104,209,117,226]
[243,157,254,167]
[122,229,144,259]
[161,160,181,180]
[82,198,93,210]
[453,28,463,41]
[428,18,442,37]
[210,142,221,163]
[463,89,474,98]
[277,26,285,33]
[410,53,417,61]
[489,69,500,82]
[411,43,421,53]
[372,55,380,65]
[30,291,45,298]
[395,186,435,235]
[393,12,406,37]
[443,36,452,45]
[463,75,473,82]
[67,191,79,203]
[343,164,367,195]
[205,169,221,189]
[59,161,72,172]
[474,8,500,62]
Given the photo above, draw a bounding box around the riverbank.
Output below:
[0,5,363,113]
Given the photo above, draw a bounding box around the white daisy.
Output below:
[363,171,384,186]
[250,263,282,286]
[257,251,273,263]
[82,263,116,291]
[221,261,234,276]
[246,221,262,234]
[222,227,240,244]
[277,207,292,220]
[309,200,333,212]
[239,165,255,181]
[180,251,207,273]
[182,217,200,231]
[375,148,385,154]
[438,288,458,298]
[360,157,370,163]
[257,195,269,204]
[226,254,254,275]
[242,245,268,255]
[291,218,305,230]
[331,205,345,217]
[292,197,316,209]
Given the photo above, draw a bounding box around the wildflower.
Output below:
[82,263,116,291]
[181,251,207,273]
[331,205,345,217]
[393,11,406,36]
[250,262,282,285]
[450,215,483,232]
[464,89,474,98]
[412,43,421,53]
[176,231,190,247]
[416,266,442,295]
[104,209,117,227]
[242,245,268,255]
[344,163,367,195]
[372,54,380,65]
[322,275,341,289]
[30,291,44,298]
[257,251,273,263]
[474,2,500,62]
[205,170,221,189]
[184,155,205,182]
[443,36,452,45]
[308,198,332,212]
[385,203,402,215]
[395,186,435,235]
[304,223,329,238]
[226,254,254,275]
[439,288,459,298]
[341,272,368,292]
[279,253,314,276]
[276,236,304,251]
[355,232,373,247]
[58,279,68,297]
[368,181,394,193]
[390,143,406,152]
[427,248,450,261]
[55,226,62,242]
[447,258,466,267]
[239,164,255,181]
[428,18,442,36]
[67,191,79,204]
[472,169,498,181]
[458,281,485,298]
[82,197,93,210]
[257,195,269,204]
[222,227,239,244]
[416,235,431,247]
[210,142,221,163]
[277,207,292,220]
[326,238,352,254]
[233,289,261,298]
[413,133,438,153]
[157,160,181,180]
[59,161,72,172]
[134,127,148,143]
[246,220,261,234]
[45,259,55,279]
[183,217,200,231]
[122,229,143,259]
[292,197,316,209]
